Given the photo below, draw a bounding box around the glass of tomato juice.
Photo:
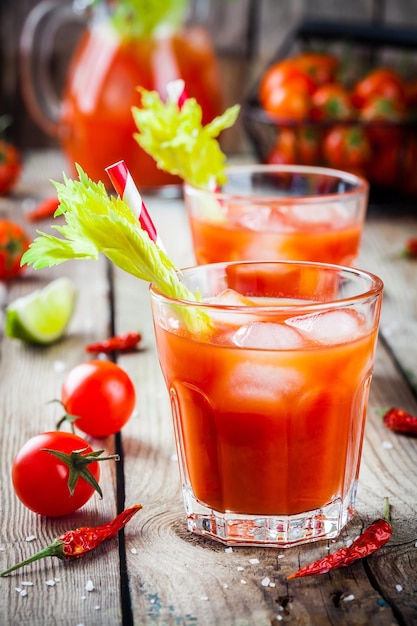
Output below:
[183,164,368,266]
[150,260,383,547]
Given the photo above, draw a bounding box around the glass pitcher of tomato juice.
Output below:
[20,0,224,190]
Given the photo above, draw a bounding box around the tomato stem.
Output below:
[41,447,120,498]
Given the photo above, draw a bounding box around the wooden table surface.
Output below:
[0,150,416,626]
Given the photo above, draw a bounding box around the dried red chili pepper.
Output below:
[25,196,60,222]
[403,237,417,258]
[383,407,417,436]
[288,498,392,579]
[85,331,142,354]
[0,504,142,577]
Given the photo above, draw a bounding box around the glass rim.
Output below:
[183,163,369,204]
[149,260,384,312]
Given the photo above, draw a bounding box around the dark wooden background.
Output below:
[2,0,417,152]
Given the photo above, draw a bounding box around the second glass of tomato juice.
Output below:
[150,260,383,547]
[183,164,368,266]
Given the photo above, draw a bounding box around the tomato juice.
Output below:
[188,207,363,265]
[184,165,368,266]
[150,261,383,546]
[60,23,223,189]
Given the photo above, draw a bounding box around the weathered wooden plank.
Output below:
[0,151,122,626]
[359,213,417,394]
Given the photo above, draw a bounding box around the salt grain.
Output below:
[0,546,5,551]
[15,587,22,593]
[277,554,284,559]
[21,581,33,586]
[249,558,259,565]
[54,577,61,583]
[261,577,270,587]
[236,566,244,572]
[81,595,86,600]
[345,538,353,548]
[343,594,355,602]
[130,548,138,555]
[200,596,209,601]
[25,535,36,542]
[45,580,56,587]
[225,547,233,553]
[94,605,101,610]
[382,441,393,449]
[240,579,247,585]
[269,582,276,588]
[223,583,228,589]
[85,580,95,592]
[276,616,283,622]
[53,360,67,373]
[20,589,28,597]
[395,584,403,592]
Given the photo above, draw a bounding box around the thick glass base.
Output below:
[183,484,357,547]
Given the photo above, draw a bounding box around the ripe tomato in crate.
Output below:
[242,19,417,200]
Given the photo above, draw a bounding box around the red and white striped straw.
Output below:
[105,160,166,253]
[166,79,188,109]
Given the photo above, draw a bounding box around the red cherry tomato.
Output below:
[259,59,315,119]
[296,126,322,164]
[359,94,405,122]
[311,83,355,121]
[351,67,406,109]
[293,52,339,88]
[262,84,312,120]
[12,431,101,517]
[259,59,316,103]
[0,219,30,280]
[323,124,372,175]
[266,128,297,164]
[61,360,136,438]
[0,139,21,196]
[359,94,405,145]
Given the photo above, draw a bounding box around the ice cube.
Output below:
[289,201,351,226]
[227,361,303,404]
[233,321,305,350]
[209,288,256,307]
[237,205,292,233]
[286,308,364,345]
[237,205,273,231]
[207,289,258,327]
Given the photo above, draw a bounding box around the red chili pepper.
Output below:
[25,196,60,222]
[404,237,417,258]
[383,407,417,436]
[0,504,142,577]
[85,331,142,354]
[288,498,392,579]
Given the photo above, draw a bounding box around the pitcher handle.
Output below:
[19,0,86,138]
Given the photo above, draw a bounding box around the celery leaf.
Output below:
[132,88,240,189]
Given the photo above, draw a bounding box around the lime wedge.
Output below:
[5,277,77,344]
